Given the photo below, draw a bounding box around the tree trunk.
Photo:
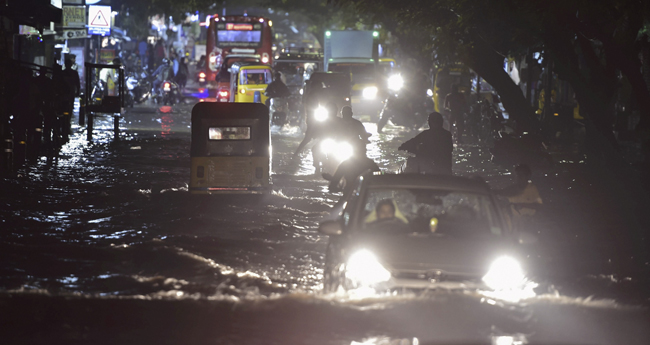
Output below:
[463,41,538,134]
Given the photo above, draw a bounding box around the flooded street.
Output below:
[1,101,649,345]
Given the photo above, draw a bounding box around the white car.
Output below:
[319,174,537,293]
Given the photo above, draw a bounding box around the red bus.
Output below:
[205,15,273,83]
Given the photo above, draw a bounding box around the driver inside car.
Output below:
[364,199,410,233]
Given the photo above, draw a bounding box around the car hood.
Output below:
[346,233,516,279]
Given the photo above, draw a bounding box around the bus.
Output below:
[205,14,273,83]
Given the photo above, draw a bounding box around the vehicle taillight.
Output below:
[219,90,229,98]
[262,53,270,64]
[163,82,171,91]
[209,56,217,63]
[199,72,206,78]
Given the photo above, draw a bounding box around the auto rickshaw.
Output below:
[229,62,273,103]
[432,63,471,113]
[190,102,271,194]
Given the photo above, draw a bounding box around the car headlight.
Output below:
[362,86,378,99]
[314,106,328,121]
[482,256,526,290]
[387,74,404,91]
[346,250,391,286]
[320,138,336,154]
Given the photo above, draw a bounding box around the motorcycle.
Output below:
[196,70,207,87]
[269,97,289,127]
[133,70,152,104]
[377,91,428,132]
[157,80,181,106]
[313,136,354,175]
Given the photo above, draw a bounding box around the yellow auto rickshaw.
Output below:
[190,102,271,194]
[229,62,273,104]
[432,63,471,113]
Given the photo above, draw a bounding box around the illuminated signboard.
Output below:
[216,22,262,47]
[226,23,253,31]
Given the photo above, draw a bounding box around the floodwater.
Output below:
[1,101,649,345]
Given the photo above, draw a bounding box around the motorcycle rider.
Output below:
[294,81,338,156]
[306,102,342,172]
[398,112,453,175]
[151,58,172,96]
[265,71,291,99]
[265,71,291,125]
[377,70,428,133]
[323,143,379,195]
[338,106,371,150]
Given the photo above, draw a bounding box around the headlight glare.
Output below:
[362,86,378,99]
[334,142,354,161]
[346,250,391,286]
[320,138,336,154]
[314,106,328,121]
[482,256,526,290]
[387,75,404,91]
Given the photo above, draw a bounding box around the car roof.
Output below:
[362,174,491,194]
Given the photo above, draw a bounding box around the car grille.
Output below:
[391,269,469,282]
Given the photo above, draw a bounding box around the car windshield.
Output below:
[358,187,503,236]
[329,63,375,84]
[309,74,349,90]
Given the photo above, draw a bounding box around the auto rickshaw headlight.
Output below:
[363,86,378,99]
[314,106,328,122]
[387,75,404,91]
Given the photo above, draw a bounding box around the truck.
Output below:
[323,30,382,119]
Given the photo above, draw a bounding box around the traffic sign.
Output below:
[88,5,111,36]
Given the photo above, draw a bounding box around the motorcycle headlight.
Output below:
[427,89,434,97]
[362,86,378,100]
[387,75,404,91]
[334,142,353,161]
[482,256,526,290]
[346,250,391,286]
[320,138,336,154]
[314,106,328,122]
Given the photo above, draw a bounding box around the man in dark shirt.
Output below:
[337,106,371,150]
[60,57,81,140]
[399,112,453,175]
[265,71,291,98]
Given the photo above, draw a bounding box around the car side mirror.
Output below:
[319,220,342,236]
[517,231,538,245]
